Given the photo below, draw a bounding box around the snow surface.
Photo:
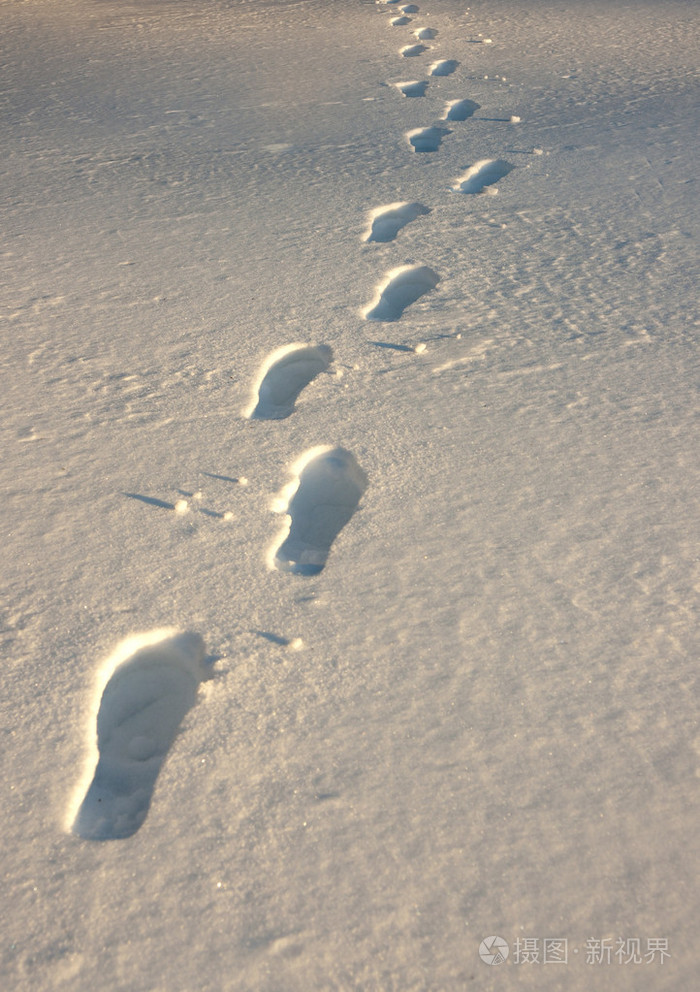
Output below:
[1,0,699,989]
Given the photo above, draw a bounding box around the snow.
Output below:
[1,0,698,988]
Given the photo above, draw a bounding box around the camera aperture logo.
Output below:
[479,935,509,966]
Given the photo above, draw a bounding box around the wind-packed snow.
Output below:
[1,0,698,989]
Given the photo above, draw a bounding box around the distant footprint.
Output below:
[401,3,420,11]
[444,98,480,121]
[364,201,431,243]
[406,126,450,153]
[453,159,514,193]
[430,59,459,76]
[401,44,427,57]
[246,343,333,420]
[272,447,368,576]
[390,15,411,25]
[414,27,437,40]
[363,264,440,321]
[71,630,208,841]
[394,80,428,98]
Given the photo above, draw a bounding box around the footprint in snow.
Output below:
[414,27,437,40]
[390,15,411,25]
[406,126,450,153]
[272,447,368,576]
[444,98,480,121]
[394,80,428,98]
[245,343,333,420]
[71,630,209,841]
[430,59,459,76]
[453,159,514,194]
[363,264,440,321]
[401,3,420,11]
[364,201,431,243]
[401,44,427,57]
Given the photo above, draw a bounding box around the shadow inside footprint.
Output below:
[395,80,428,98]
[273,448,368,576]
[407,126,450,153]
[401,43,427,57]
[445,99,480,121]
[430,59,459,76]
[364,201,431,243]
[363,264,440,321]
[247,343,333,420]
[71,630,208,841]
[453,159,514,193]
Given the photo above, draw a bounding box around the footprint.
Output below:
[444,98,480,121]
[401,3,420,11]
[245,343,333,420]
[453,159,514,194]
[394,80,428,98]
[272,447,368,576]
[401,44,427,57]
[430,59,459,76]
[406,126,450,153]
[363,264,440,321]
[364,201,431,243]
[390,15,411,25]
[414,27,437,40]
[70,630,208,841]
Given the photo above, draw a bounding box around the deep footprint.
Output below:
[430,59,459,76]
[364,201,431,243]
[363,264,440,321]
[394,80,429,98]
[273,447,368,576]
[390,15,411,25]
[453,159,514,193]
[401,43,427,57]
[406,126,450,152]
[444,98,480,121]
[247,343,333,420]
[71,630,208,841]
[414,27,437,40]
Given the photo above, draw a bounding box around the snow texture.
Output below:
[2,0,699,988]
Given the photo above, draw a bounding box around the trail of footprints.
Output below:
[70,0,529,841]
